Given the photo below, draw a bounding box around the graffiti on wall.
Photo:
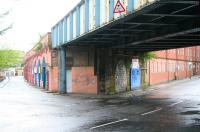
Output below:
[115,60,127,92]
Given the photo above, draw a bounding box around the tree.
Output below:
[35,34,44,53]
[0,49,24,69]
[0,11,12,36]
[138,52,156,64]
[138,52,156,88]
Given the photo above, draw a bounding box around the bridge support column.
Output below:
[59,47,66,94]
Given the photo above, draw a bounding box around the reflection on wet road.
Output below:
[0,77,200,132]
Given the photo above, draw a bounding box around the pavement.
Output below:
[0,76,200,132]
[68,75,200,99]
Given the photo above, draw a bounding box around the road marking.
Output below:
[90,118,128,130]
[149,89,155,91]
[168,101,184,107]
[141,108,162,116]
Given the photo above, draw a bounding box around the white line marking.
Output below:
[149,89,155,91]
[90,118,128,130]
[168,101,184,107]
[141,108,162,116]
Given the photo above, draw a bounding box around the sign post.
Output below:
[113,0,126,13]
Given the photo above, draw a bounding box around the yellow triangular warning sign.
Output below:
[113,0,126,13]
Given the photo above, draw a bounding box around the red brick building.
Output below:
[24,39,200,94]
[24,33,59,92]
[149,46,200,85]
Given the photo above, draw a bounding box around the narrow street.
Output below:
[0,77,200,132]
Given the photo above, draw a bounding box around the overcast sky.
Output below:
[0,0,80,51]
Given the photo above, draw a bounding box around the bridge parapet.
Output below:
[51,0,157,48]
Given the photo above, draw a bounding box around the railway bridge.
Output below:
[51,0,200,94]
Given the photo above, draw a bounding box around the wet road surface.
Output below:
[0,77,200,132]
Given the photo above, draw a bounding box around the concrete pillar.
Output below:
[59,47,66,94]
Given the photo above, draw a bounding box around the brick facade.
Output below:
[72,67,98,94]
[24,33,59,92]
[149,46,200,85]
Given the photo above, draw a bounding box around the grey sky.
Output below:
[0,0,80,51]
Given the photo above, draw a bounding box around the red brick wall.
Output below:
[72,67,98,94]
[155,50,167,58]
[167,49,176,60]
[24,33,58,91]
[149,46,200,85]
[150,72,168,85]
[49,67,59,92]
[177,48,185,60]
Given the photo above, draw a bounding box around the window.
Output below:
[158,61,162,73]
[150,62,154,73]
[169,62,172,72]
[162,61,166,72]
[154,61,157,73]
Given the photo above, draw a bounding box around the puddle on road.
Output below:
[180,110,200,115]
[106,99,126,104]
[193,118,200,126]
[87,99,100,103]
[98,99,130,106]
[184,107,198,109]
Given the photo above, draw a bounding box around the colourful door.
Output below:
[38,60,41,88]
[42,67,46,89]
[131,68,141,90]
[42,58,46,89]
[38,72,41,87]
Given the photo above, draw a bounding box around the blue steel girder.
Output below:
[55,0,199,52]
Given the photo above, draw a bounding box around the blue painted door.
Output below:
[42,67,46,89]
[34,73,37,86]
[38,72,41,87]
[131,68,141,90]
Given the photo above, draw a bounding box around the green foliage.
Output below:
[35,42,43,53]
[0,49,24,69]
[137,52,156,88]
[107,85,116,95]
[35,34,44,53]
[138,52,156,63]
[106,76,116,95]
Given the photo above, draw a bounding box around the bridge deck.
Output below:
[65,0,199,51]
